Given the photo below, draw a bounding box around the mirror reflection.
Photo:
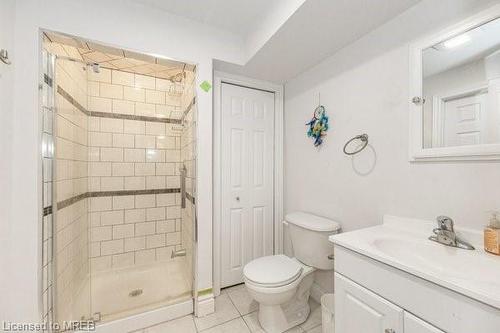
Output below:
[422,18,500,148]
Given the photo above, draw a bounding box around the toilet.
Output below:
[243,212,341,333]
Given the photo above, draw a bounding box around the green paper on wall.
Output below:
[200,80,212,92]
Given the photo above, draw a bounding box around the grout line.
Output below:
[197,316,241,333]
[195,295,242,332]
[240,314,252,333]
[225,288,246,317]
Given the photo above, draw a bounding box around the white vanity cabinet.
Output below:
[404,313,444,333]
[335,273,404,333]
[333,245,500,333]
[335,272,444,333]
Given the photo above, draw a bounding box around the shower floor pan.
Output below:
[91,258,192,322]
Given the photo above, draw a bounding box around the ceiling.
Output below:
[131,0,292,38]
[215,0,422,83]
[423,17,500,78]
[43,31,194,80]
[130,0,422,83]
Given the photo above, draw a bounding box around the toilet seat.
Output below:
[243,255,303,288]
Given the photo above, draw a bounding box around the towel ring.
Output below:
[343,134,369,155]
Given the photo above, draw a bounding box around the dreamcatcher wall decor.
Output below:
[306,93,329,147]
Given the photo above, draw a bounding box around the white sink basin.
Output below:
[329,215,500,309]
[371,237,500,289]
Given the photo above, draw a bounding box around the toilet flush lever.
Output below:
[328,254,334,260]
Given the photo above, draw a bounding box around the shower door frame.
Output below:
[212,71,284,296]
[39,46,58,332]
[38,28,200,331]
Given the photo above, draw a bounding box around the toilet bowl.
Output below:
[243,212,341,333]
[244,255,315,332]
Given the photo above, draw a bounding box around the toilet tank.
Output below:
[286,212,341,270]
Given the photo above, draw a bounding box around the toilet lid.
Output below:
[243,255,303,287]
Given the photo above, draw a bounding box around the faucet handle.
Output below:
[437,216,454,232]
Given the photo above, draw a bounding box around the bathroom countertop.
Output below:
[329,215,500,310]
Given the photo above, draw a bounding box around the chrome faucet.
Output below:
[429,216,475,250]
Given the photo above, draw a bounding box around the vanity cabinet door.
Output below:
[335,273,404,333]
[404,312,445,333]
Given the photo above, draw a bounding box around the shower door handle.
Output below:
[180,164,186,209]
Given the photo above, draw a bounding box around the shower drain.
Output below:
[129,289,143,297]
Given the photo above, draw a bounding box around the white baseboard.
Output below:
[195,293,215,317]
[91,299,193,333]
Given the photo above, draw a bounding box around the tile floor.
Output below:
[135,284,323,333]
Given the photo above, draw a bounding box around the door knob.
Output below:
[235,196,240,201]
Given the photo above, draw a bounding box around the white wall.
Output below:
[284,0,500,294]
[424,59,487,97]
[0,0,15,323]
[6,0,245,323]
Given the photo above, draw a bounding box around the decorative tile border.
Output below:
[57,85,182,124]
[89,188,180,198]
[90,111,182,124]
[56,192,88,211]
[181,97,196,122]
[46,188,181,213]
[186,192,195,205]
[43,206,53,216]
[57,85,90,116]
[44,73,53,88]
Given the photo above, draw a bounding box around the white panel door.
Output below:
[443,92,487,146]
[335,273,404,333]
[485,78,500,144]
[404,312,445,333]
[220,83,275,287]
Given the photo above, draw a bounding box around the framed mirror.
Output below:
[409,5,500,161]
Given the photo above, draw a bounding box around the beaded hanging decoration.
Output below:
[306,104,329,147]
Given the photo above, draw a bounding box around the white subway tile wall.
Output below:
[88,68,184,272]
[89,193,182,271]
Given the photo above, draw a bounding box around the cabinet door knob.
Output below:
[385,329,396,333]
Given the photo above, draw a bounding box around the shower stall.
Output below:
[40,31,198,330]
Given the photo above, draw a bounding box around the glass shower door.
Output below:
[44,30,198,326]
[48,50,92,327]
